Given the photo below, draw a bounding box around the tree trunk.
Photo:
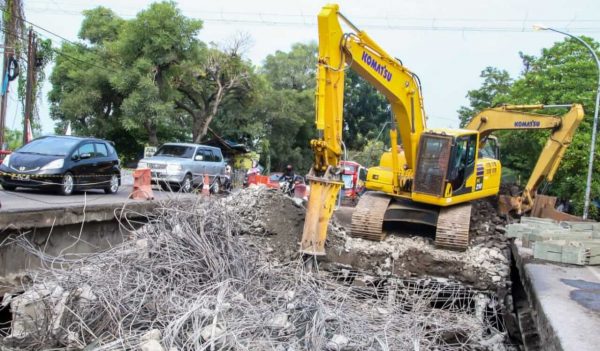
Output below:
[145,121,159,146]
[192,112,216,143]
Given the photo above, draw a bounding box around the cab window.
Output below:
[466,135,477,165]
[449,134,477,190]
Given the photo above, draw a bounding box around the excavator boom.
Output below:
[301,4,428,255]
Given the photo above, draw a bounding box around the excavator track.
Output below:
[434,202,472,250]
[350,192,391,241]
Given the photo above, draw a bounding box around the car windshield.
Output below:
[342,174,353,189]
[155,145,195,158]
[18,137,80,156]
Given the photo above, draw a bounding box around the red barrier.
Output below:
[247,173,258,185]
[130,168,154,200]
[247,174,270,186]
[294,184,307,199]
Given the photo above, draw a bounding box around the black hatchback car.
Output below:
[0,136,121,195]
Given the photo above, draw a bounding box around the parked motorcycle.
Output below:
[279,175,296,196]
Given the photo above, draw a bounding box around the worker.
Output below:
[280,164,295,181]
[223,163,232,191]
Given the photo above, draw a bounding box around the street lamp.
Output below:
[533,24,600,220]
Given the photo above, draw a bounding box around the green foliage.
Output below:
[79,6,124,44]
[459,37,600,218]
[252,43,317,174]
[457,67,512,127]
[4,129,23,150]
[348,140,386,168]
[343,70,389,150]
[49,2,253,161]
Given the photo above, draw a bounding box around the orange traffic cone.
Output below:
[202,174,210,196]
[131,168,154,200]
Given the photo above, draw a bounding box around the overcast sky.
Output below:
[6,0,600,134]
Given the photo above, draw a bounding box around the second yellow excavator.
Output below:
[300,4,583,255]
[465,104,583,216]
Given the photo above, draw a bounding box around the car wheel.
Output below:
[104,173,119,194]
[211,178,221,194]
[1,184,16,191]
[180,174,192,193]
[60,172,75,196]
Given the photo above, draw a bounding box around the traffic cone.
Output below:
[202,174,210,196]
[131,168,154,200]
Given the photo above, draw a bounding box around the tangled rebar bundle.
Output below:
[1,192,508,350]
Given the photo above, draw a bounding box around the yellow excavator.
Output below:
[300,4,583,254]
[465,104,583,216]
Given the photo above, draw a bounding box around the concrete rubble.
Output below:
[0,187,514,350]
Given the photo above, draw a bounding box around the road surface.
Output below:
[0,170,196,212]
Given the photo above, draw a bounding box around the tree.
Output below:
[254,43,318,173]
[457,67,512,127]
[48,2,251,160]
[343,70,389,150]
[174,37,255,143]
[460,37,600,218]
[503,37,600,217]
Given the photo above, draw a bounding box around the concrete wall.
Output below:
[0,219,129,276]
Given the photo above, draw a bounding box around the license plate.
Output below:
[11,174,30,181]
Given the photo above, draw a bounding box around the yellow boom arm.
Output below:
[465,104,584,213]
[301,3,427,255]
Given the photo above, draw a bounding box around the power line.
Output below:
[22,5,600,34]
[0,26,120,73]
[23,1,600,23]
[0,5,124,68]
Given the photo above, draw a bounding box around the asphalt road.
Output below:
[0,170,196,212]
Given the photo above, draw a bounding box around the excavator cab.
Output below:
[413,131,479,199]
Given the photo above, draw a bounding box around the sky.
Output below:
[4,0,600,135]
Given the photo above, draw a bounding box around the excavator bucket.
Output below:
[300,174,343,255]
[497,195,522,215]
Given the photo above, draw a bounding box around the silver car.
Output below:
[137,143,226,193]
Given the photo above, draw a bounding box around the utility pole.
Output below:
[0,45,13,151]
[23,28,36,145]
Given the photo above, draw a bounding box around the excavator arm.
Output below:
[301,4,427,255]
[465,104,584,213]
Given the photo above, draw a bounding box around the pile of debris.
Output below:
[0,189,510,350]
[224,188,511,291]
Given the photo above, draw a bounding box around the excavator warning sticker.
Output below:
[475,176,483,191]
